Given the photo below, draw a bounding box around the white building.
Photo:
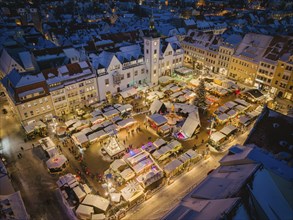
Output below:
[92,32,183,101]
[43,61,99,116]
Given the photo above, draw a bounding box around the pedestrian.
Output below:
[21,147,24,151]
[201,139,204,144]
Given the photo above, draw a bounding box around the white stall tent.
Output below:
[164,159,183,176]
[117,118,136,128]
[120,168,136,182]
[73,185,87,202]
[181,111,201,138]
[153,138,167,149]
[150,100,164,114]
[220,125,237,136]
[76,204,94,220]
[82,194,110,212]
[91,214,106,220]
[210,132,226,143]
[117,104,133,113]
[120,87,137,99]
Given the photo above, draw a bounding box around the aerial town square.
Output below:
[0,0,292,220]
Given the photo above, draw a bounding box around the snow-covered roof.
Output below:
[82,194,110,212]
[181,110,201,138]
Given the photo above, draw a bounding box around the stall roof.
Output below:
[152,146,171,159]
[181,111,201,138]
[150,100,164,114]
[91,109,103,117]
[153,138,167,148]
[148,114,167,126]
[82,194,110,212]
[217,105,229,113]
[159,75,173,84]
[88,130,107,142]
[164,159,183,175]
[117,118,136,128]
[103,109,119,118]
[90,115,104,124]
[132,158,153,174]
[110,159,126,172]
[56,173,77,188]
[24,121,46,134]
[76,204,94,218]
[234,98,250,107]
[210,132,226,143]
[220,125,237,136]
[239,115,251,125]
[120,87,137,99]
[120,168,135,182]
[46,154,67,169]
[227,109,237,117]
[234,105,246,112]
[225,101,238,109]
[121,181,144,202]
[117,104,133,113]
[73,185,87,201]
[217,113,229,121]
[65,119,78,128]
[91,214,106,220]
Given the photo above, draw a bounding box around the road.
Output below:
[0,98,71,220]
[124,155,221,220]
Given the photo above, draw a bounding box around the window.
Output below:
[134,71,138,76]
[154,70,156,75]
[27,103,31,108]
[105,79,109,86]
[79,83,84,87]
[154,49,157,54]
[44,97,48,102]
[154,41,157,46]
[141,69,145,74]
[24,112,28,118]
[120,74,124,80]
[34,102,37,106]
[275,80,278,85]
[127,73,131,78]
[30,111,34,116]
[146,49,149,54]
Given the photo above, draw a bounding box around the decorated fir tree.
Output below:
[194,78,207,110]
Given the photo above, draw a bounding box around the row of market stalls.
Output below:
[213,99,251,124]
[148,100,201,140]
[209,105,264,148]
[164,149,202,183]
[56,173,108,220]
[23,120,47,139]
[64,104,135,149]
[38,137,68,173]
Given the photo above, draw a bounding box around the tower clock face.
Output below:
[146,40,149,45]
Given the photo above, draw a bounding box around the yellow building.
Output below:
[228,33,273,86]
[271,59,293,101]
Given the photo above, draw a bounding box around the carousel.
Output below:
[46,154,68,173]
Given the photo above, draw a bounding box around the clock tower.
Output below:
[144,34,160,86]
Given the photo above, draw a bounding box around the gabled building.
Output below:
[228,33,273,85]
[92,32,183,101]
[1,69,54,124]
[42,61,99,116]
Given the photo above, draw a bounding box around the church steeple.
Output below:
[149,15,155,30]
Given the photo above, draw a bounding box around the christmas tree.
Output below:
[194,79,207,109]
